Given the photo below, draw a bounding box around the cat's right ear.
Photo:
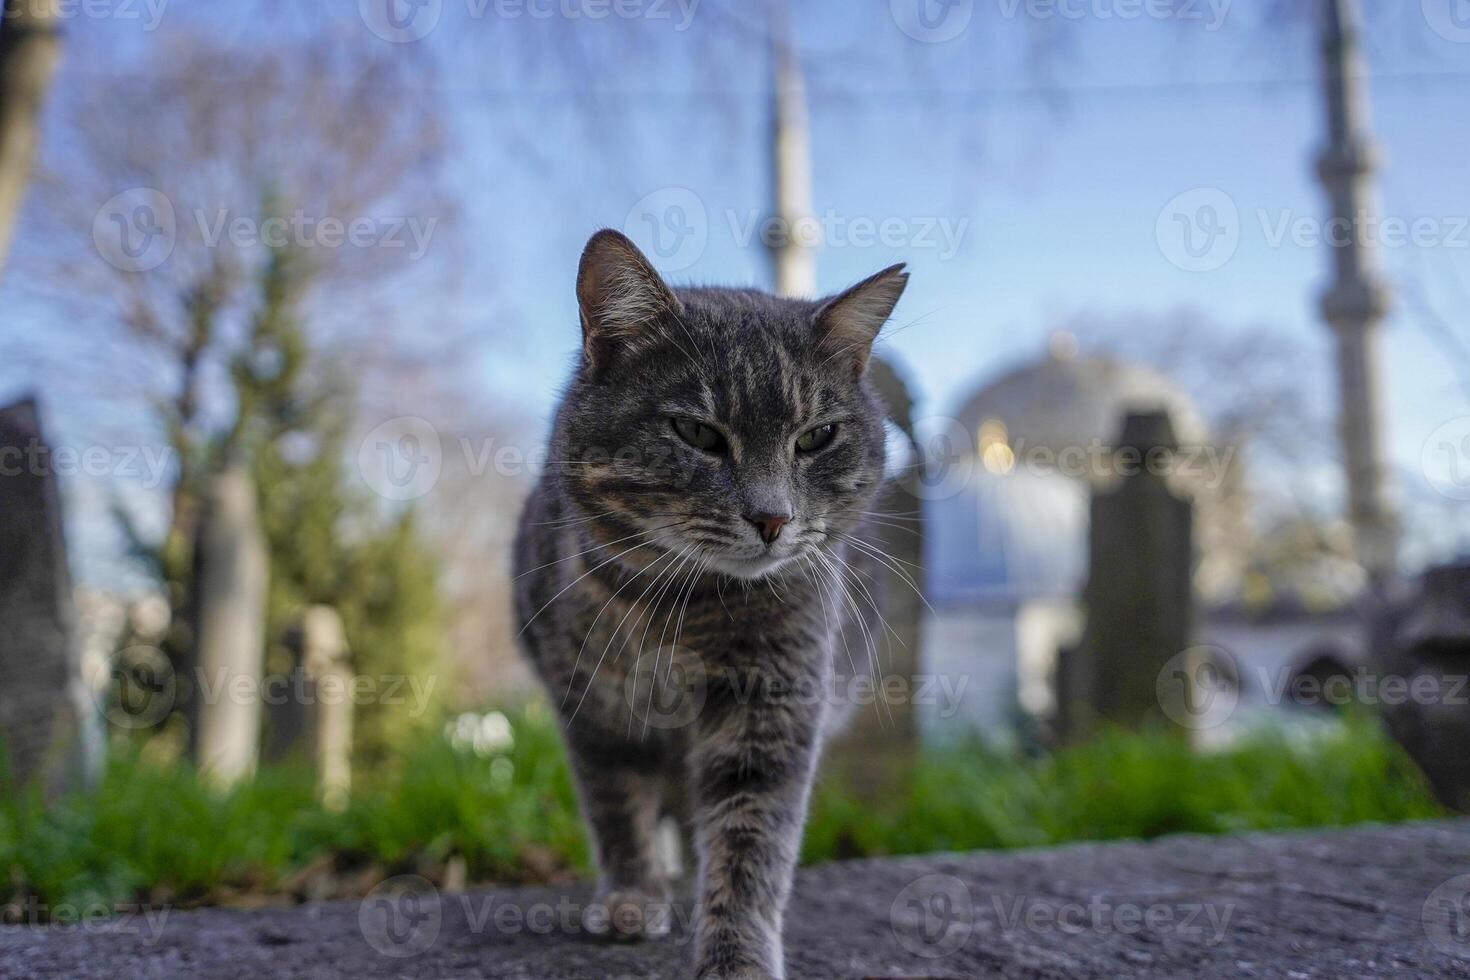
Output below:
[813,262,909,379]
[576,229,683,376]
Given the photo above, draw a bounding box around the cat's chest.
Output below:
[545,561,845,737]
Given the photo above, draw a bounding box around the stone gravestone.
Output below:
[187,466,269,786]
[1377,561,1470,811]
[266,605,353,810]
[0,397,101,792]
[1059,410,1194,740]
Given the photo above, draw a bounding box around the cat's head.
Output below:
[555,229,906,581]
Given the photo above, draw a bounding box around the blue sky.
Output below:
[455,2,1470,449]
[463,2,1470,561]
[4,0,1470,587]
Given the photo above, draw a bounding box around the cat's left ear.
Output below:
[813,263,908,378]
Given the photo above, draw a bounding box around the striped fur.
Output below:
[513,230,906,979]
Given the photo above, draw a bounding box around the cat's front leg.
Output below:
[688,664,823,980]
[564,734,674,941]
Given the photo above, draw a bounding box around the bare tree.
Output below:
[31,27,453,503]
[15,20,460,750]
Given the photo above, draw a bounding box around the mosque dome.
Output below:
[925,339,1221,604]
[954,340,1210,458]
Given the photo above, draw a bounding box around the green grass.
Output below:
[1,703,587,914]
[0,708,1445,917]
[803,714,1446,860]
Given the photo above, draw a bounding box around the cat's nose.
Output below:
[744,512,791,545]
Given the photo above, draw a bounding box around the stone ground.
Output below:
[4,820,1470,979]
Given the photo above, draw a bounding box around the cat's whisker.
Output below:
[633,544,698,660]
[609,543,698,677]
[517,534,671,639]
[640,549,706,739]
[715,569,734,620]
[803,554,855,682]
[878,459,930,473]
[823,507,926,525]
[811,548,891,728]
[566,545,686,721]
[665,557,700,663]
[557,539,691,709]
[832,559,898,729]
[824,545,906,651]
[614,549,693,740]
[846,508,925,520]
[626,544,701,737]
[830,514,924,538]
[665,553,708,697]
[527,508,617,528]
[823,548,893,690]
[641,549,707,739]
[810,551,871,671]
[836,532,935,616]
[827,549,907,723]
[841,535,925,573]
[840,540,929,655]
[515,520,688,580]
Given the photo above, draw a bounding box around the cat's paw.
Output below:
[586,884,673,942]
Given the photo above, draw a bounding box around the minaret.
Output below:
[767,2,817,298]
[1316,0,1397,584]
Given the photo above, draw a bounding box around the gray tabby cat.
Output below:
[513,229,907,980]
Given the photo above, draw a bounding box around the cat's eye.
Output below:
[672,417,728,454]
[796,423,837,454]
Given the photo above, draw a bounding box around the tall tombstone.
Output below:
[1059,410,1194,740]
[1376,561,1470,812]
[187,466,268,786]
[0,397,101,792]
[266,605,353,810]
